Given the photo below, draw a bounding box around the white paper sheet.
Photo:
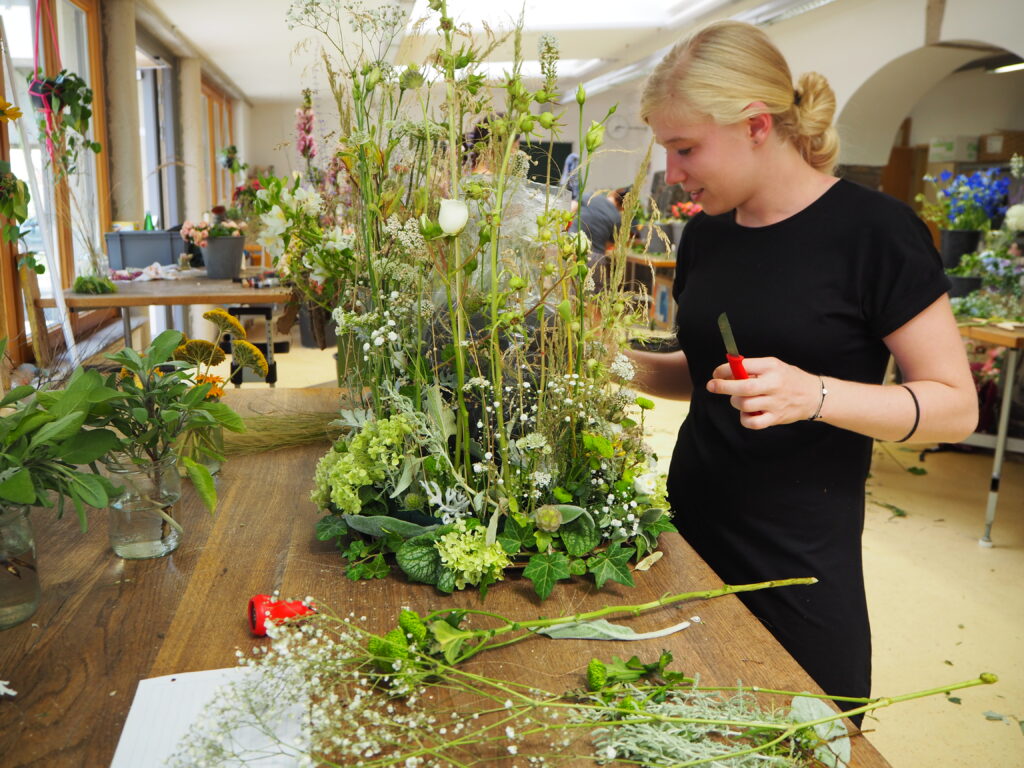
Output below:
[110,667,303,768]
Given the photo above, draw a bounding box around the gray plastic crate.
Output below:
[104,231,183,269]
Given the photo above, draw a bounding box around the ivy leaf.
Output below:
[497,515,533,555]
[316,515,348,541]
[523,551,570,600]
[362,554,390,579]
[396,534,442,585]
[568,557,587,576]
[586,544,635,589]
[428,619,474,664]
[560,514,600,557]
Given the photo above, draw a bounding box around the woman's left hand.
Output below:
[706,357,820,429]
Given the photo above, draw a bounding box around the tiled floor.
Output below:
[236,326,1023,768]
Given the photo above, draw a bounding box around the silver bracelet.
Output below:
[809,375,828,421]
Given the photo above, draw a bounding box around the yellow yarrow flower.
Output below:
[232,340,269,378]
[202,308,247,339]
[0,100,23,122]
[174,339,226,366]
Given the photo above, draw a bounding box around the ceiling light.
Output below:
[991,62,1024,74]
[732,0,837,26]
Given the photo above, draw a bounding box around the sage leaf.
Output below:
[790,695,851,768]
[0,468,35,504]
[58,429,119,464]
[538,617,693,641]
[523,551,570,600]
[343,514,436,539]
[0,385,34,408]
[182,457,217,514]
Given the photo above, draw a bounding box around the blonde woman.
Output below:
[629,20,977,722]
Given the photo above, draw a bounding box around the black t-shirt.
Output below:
[667,179,949,701]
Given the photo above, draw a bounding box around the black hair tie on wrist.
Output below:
[895,385,920,443]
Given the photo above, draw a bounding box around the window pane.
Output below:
[57,0,102,277]
[1,0,62,331]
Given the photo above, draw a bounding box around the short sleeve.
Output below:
[863,204,951,339]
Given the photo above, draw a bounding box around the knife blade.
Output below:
[717,312,749,380]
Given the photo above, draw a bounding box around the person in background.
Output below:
[627,20,977,723]
[572,185,631,290]
[560,152,581,201]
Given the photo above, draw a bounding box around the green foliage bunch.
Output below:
[0,339,121,529]
[94,330,246,512]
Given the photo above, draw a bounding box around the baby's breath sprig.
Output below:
[168,599,998,768]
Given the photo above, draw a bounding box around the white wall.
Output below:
[249,101,301,178]
[908,68,1024,145]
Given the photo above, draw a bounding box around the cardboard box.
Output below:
[978,130,1024,162]
[650,273,677,331]
[927,135,979,163]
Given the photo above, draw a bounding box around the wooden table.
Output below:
[39,274,293,350]
[0,389,891,767]
[959,324,1024,544]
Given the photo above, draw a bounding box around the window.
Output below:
[0,0,109,358]
[201,81,234,208]
[136,48,178,229]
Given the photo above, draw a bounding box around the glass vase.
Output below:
[175,425,224,477]
[103,453,182,559]
[0,503,41,631]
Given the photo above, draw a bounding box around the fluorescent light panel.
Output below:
[991,62,1024,74]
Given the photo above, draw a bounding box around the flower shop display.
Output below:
[92,330,248,558]
[1,338,121,627]
[256,0,666,600]
[918,169,1011,268]
[0,164,31,252]
[180,217,248,278]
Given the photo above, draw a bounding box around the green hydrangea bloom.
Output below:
[434,520,510,589]
[309,415,413,514]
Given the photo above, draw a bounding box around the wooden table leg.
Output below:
[980,347,1019,546]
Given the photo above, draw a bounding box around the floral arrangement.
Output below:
[256,0,663,599]
[667,200,702,221]
[218,144,247,174]
[948,248,1024,296]
[167,585,998,767]
[180,217,246,249]
[918,168,1010,231]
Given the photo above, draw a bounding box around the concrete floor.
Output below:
[250,334,1023,768]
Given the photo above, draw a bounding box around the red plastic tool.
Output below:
[248,594,317,637]
[717,312,749,379]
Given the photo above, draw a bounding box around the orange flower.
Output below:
[195,373,226,400]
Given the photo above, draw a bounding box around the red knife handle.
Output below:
[726,353,749,380]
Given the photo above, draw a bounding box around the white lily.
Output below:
[438,199,469,235]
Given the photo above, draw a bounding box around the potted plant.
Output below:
[180,217,248,279]
[91,330,246,559]
[1,341,122,628]
[918,169,1011,268]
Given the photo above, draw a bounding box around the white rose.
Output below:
[633,472,659,498]
[438,199,469,235]
[1004,204,1024,233]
